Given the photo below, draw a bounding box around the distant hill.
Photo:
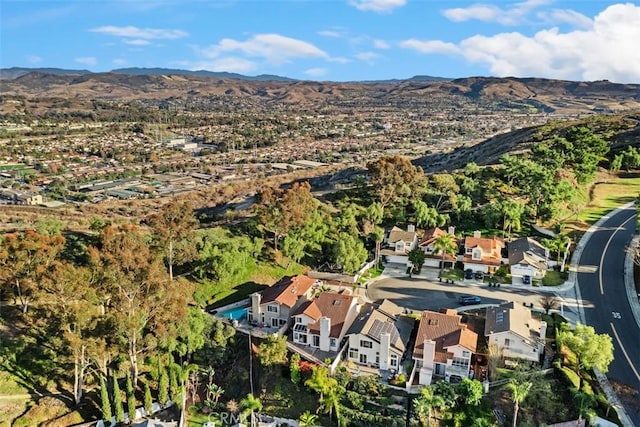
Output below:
[110,67,297,82]
[0,67,91,80]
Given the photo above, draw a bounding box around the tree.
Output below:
[539,294,560,314]
[506,378,532,427]
[320,388,343,425]
[257,334,288,367]
[408,248,426,274]
[369,226,385,269]
[208,383,224,405]
[240,393,263,424]
[148,199,198,280]
[113,377,125,424]
[413,200,448,228]
[254,182,317,250]
[89,226,187,385]
[333,232,367,274]
[158,365,170,406]
[501,199,525,238]
[35,218,65,236]
[413,386,444,427]
[298,410,319,427]
[0,230,65,314]
[367,155,427,214]
[432,233,458,274]
[557,322,615,375]
[305,366,337,401]
[610,154,623,172]
[143,382,153,416]
[126,373,137,423]
[100,375,112,423]
[456,378,484,406]
[290,352,301,384]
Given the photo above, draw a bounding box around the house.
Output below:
[248,275,319,329]
[508,237,550,281]
[410,309,478,387]
[485,302,547,363]
[291,291,360,352]
[381,225,420,265]
[418,227,459,268]
[463,231,505,274]
[346,299,414,372]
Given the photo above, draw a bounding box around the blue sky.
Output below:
[2,1,640,83]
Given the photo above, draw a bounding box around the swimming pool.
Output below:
[216,306,248,320]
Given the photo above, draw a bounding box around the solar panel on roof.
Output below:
[369,319,400,345]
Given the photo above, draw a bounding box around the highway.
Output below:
[576,206,640,424]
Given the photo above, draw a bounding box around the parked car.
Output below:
[464,269,474,279]
[522,275,531,285]
[458,295,482,305]
[473,271,484,281]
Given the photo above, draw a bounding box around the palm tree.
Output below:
[433,233,458,275]
[299,411,319,427]
[320,390,342,425]
[208,383,224,404]
[506,379,532,427]
[413,386,444,427]
[240,393,262,426]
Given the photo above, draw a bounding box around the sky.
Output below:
[2,0,640,83]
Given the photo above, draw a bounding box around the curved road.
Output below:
[576,206,639,424]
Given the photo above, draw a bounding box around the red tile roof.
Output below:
[260,275,316,308]
[413,309,478,361]
[304,292,359,338]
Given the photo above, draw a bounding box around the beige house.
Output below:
[346,299,414,372]
[249,275,318,329]
[291,291,360,352]
[485,302,547,363]
[410,309,478,387]
[508,237,550,281]
[463,231,505,274]
[381,225,420,265]
[418,227,459,268]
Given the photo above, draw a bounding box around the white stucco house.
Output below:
[463,231,506,274]
[485,302,547,363]
[291,291,361,353]
[409,309,478,389]
[508,237,550,281]
[346,299,414,373]
[249,275,318,329]
[418,227,459,269]
[381,225,419,265]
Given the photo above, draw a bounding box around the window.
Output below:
[504,338,511,347]
[267,305,278,313]
[295,317,301,324]
[360,340,373,348]
[472,248,482,260]
[390,355,398,367]
[359,354,368,364]
[465,247,472,254]
[330,338,337,348]
[349,348,359,359]
[313,335,320,347]
[375,355,380,365]
[279,319,286,326]
[451,357,469,369]
[271,318,279,327]
[462,351,470,357]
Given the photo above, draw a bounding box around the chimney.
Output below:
[473,230,481,238]
[448,226,456,235]
[380,333,391,370]
[250,293,261,322]
[540,320,547,342]
[423,339,436,364]
[319,316,331,352]
[407,224,415,233]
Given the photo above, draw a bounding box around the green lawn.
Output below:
[542,270,569,286]
[576,174,640,225]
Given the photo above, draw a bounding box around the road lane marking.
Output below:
[599,214,636,295]
[610,322,640,383]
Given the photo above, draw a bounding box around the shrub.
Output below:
[559,367,580,389]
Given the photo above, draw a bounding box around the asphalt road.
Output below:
[576,206,640,424]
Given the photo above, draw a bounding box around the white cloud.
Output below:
[355,51,380,64]
[75,57,97,66]
[328,56,351,64]
[349,0,406,13]
[443,0,552,26]
[373,39,390,49]
[203,33,327,65]
[318,30,343,38]
[113,58,127,66]
[304,67,328,77]
[191,57,258,74]
[124,39,151,46]
[537,9,593,29]
[90,25,188,40]
[25,55,42,64]
[404,3,640,83]
[400,39,460,55]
